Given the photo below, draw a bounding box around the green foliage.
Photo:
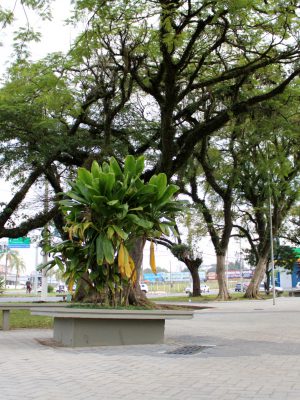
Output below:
[171,244,192,261]
[275,245,299,272]
[0,250,26,277]
[0,310,53,330]
[41,155,183,305]
[47,284,54,293]
[244,244,299,273]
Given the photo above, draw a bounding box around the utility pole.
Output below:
[41,180,49,300]
[266,148,276,306]
[4,245,8,288]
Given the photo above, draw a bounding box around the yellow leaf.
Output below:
[68,279,75,292]
[150,240,157,274]
[118,242,125,277]
[128,256,136,284]
[123,246,131,279]
[68,226,73,241]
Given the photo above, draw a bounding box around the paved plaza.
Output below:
[1,297,300,400]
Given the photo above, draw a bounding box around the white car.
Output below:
[259,283,283,295]
[140,283,149,293]
[185,284,210,294]
[296,282,300,288]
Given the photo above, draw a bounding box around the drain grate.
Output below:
[165,345,211,355]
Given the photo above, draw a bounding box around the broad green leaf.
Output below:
[77,168,93,186]
[109,157,123,178]
[107,226,115,240]
[96,235,104,265]
[127,214,154,229]
[107,199,119,206]
[98,172,115,195]
[155,173,167,197]
[157,184,179,205]
[112,225,128,240]
[159,223,170,236]
[91,160,102,178]
[66,191,88,204]
[149,175,158,186]
[135,156,144,176]
[124,155,136,176]
[102,236,115,264]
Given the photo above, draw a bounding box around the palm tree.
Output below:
[0,249,26,288]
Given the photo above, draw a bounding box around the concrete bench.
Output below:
[31,307,194,347]
[0,303,66,331]
[288,289,300,297]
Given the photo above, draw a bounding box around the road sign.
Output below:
[292,248,300,261]
[8,237,31,248]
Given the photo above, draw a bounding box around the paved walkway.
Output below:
[1,297,300,400]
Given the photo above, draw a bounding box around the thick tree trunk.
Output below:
[245,247,269,298]
[216,254,230,300]
[183,258,202,296]
[73,238,156,307]
[73,271,103,303]
[190,267,201,296]
[128,237,154,306]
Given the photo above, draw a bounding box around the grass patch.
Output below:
[153,292,283,302]
[0,310,53,330]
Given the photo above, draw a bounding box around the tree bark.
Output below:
[190,266,201,296]
[216,254,230,300]
[182,257,202,296]
[128,237,154,306]
[245,245,270,299]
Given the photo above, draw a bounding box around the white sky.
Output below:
[0,0,242,275]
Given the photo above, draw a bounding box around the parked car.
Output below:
[234,283,249,292]
[185,284,210,294]
[200,284,210,293]
[296,282,300,288]
[259,282,283,295]
[140,283,149,293]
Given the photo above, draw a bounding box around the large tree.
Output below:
[233,95,300,298]
[1,0,300,295]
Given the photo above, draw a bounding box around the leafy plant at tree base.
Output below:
[41,155,182,306]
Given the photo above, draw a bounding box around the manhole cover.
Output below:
[165,345,211,355]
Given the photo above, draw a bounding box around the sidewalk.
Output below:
[1,297,299,400]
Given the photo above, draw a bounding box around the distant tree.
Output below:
[0,249,26,287]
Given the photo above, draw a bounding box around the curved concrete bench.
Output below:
[31,307,194,347]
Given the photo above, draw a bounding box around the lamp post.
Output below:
[41,180,49,300]
[268,194,276,305]
[266,148,276,306]
[4,245,8,288]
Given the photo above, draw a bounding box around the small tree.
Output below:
[42,155,182,306]
[0,249,26,288]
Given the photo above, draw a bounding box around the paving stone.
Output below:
[0,297,300,399]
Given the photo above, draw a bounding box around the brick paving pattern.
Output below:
[1,297,299,399]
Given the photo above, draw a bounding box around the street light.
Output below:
[266,148,276,306]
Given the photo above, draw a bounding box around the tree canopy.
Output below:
[0,0,300,299]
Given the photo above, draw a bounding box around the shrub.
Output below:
[47,284,54,293]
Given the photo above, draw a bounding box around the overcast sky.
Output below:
[1,0,74,74]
